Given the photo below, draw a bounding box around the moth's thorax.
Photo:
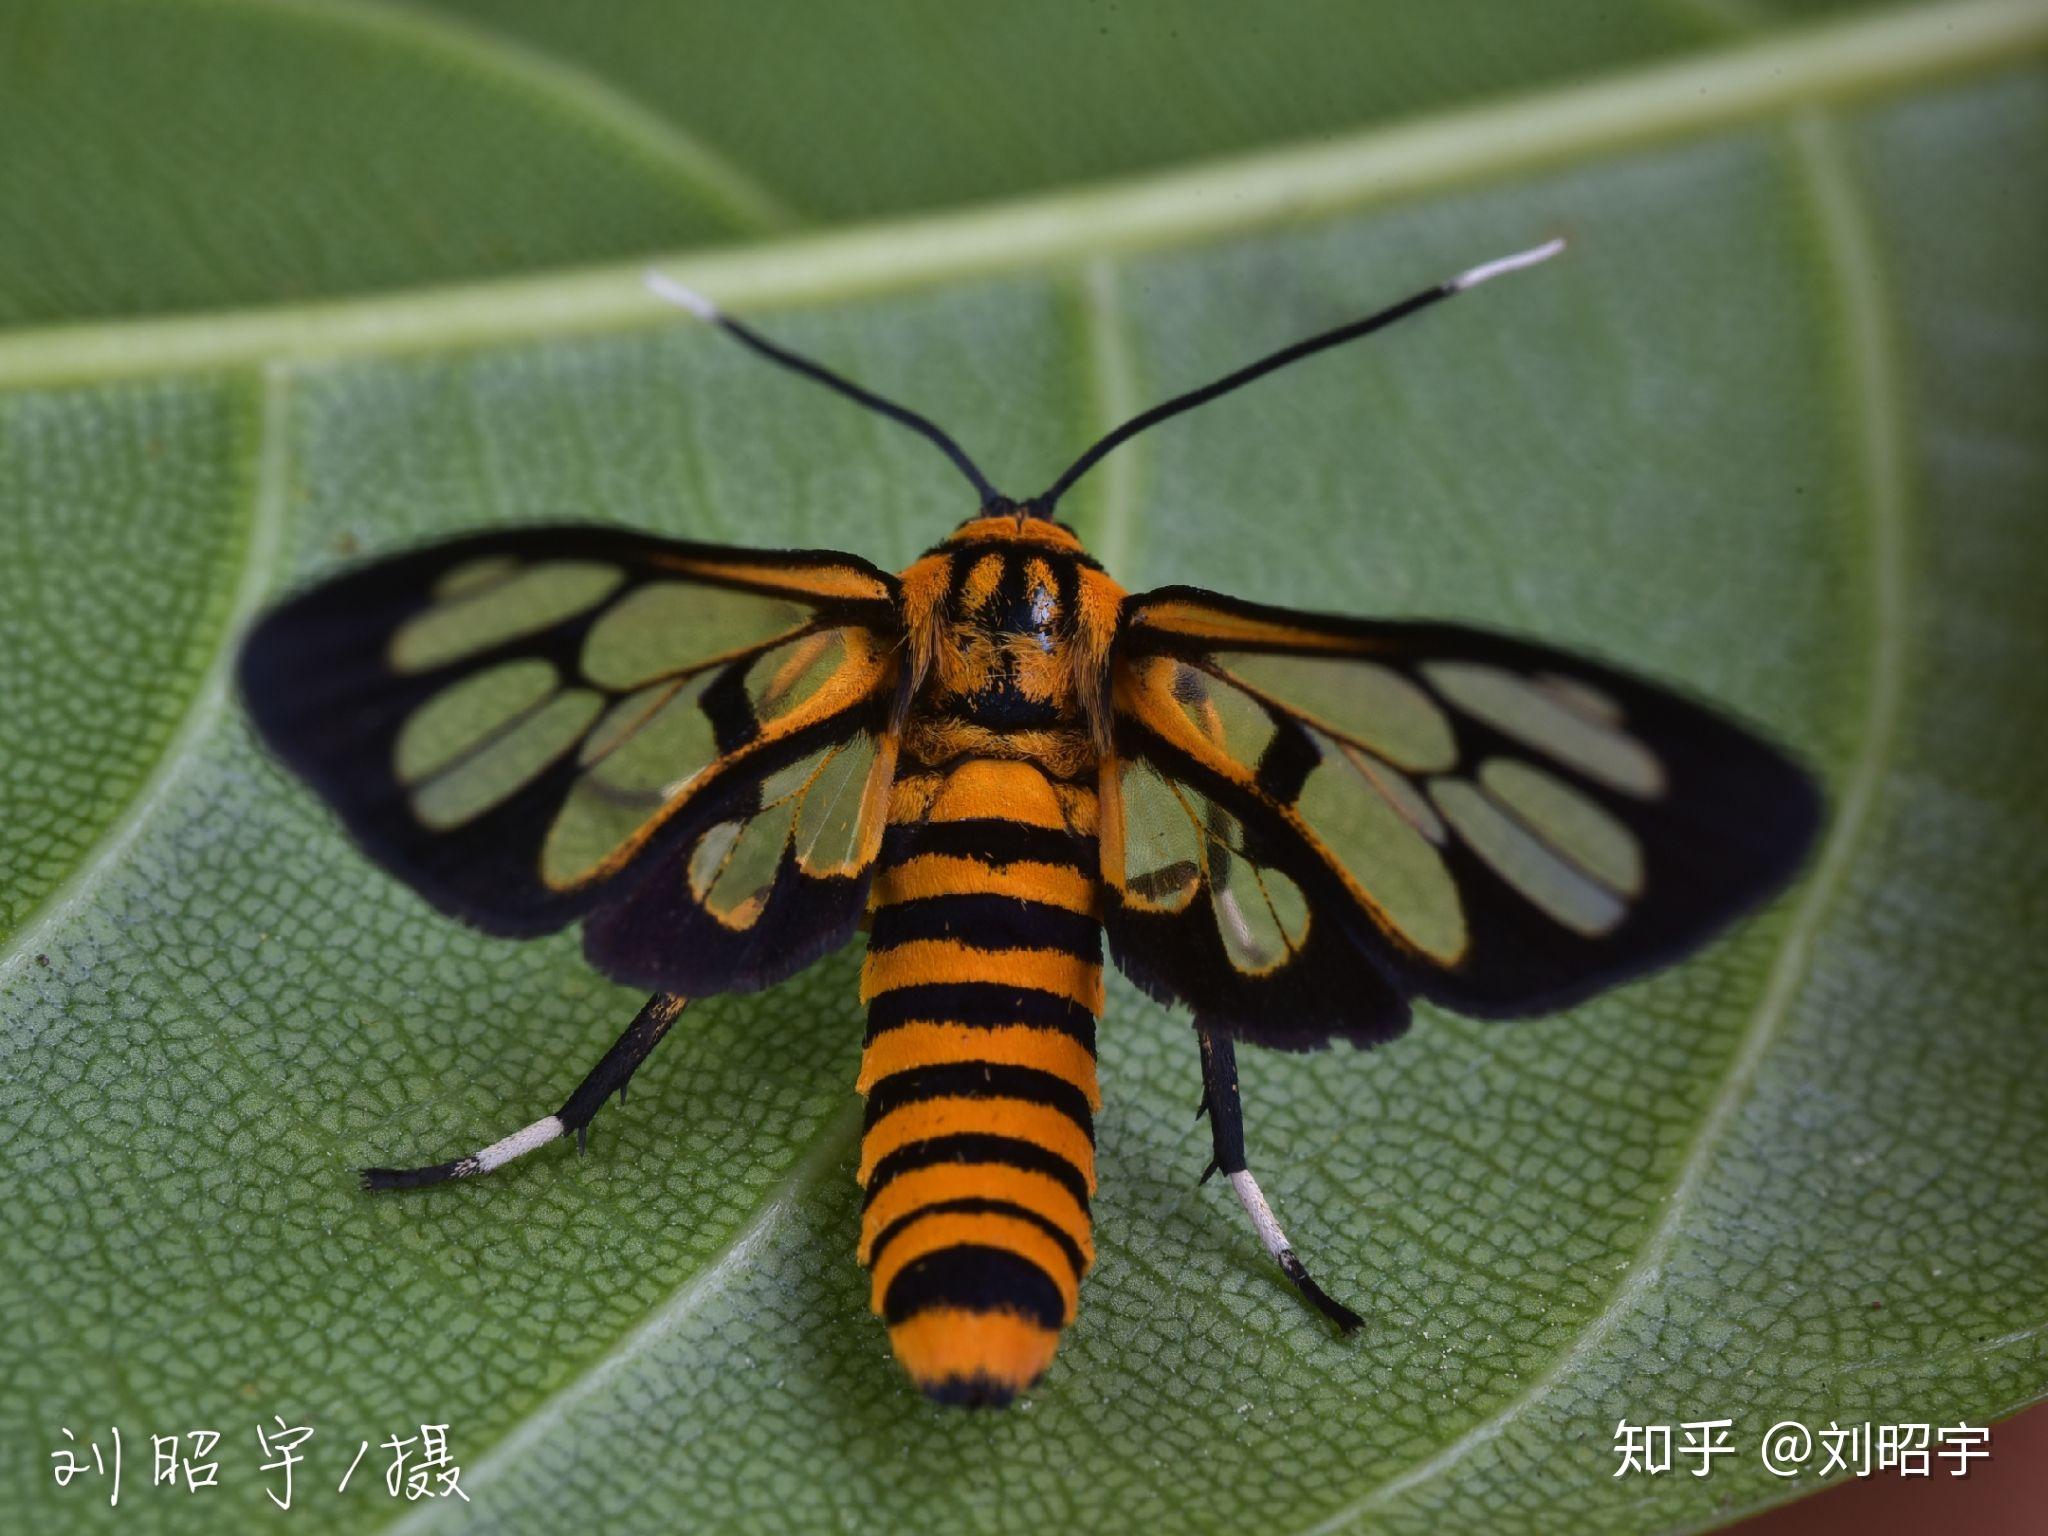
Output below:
[897,515,1125,774]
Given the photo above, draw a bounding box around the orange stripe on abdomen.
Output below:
[858,756,1102,1407]
[880,853,1097,914]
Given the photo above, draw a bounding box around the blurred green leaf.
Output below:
[2,4,2045,1534]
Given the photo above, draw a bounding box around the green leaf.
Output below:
[3,3,2045,1532]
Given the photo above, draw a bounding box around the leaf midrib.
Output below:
[0,0,2040,391]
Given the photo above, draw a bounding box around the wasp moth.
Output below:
[240,241,1819,1407]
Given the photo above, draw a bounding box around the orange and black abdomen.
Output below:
[857,758,1102,1406]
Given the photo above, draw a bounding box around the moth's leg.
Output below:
[363,992,688,1191]
[1197,1029,1363,1333]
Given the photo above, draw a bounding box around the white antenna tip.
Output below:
[1449,237,1568,293]
[643,269,720,320]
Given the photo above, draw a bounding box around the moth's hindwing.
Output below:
[1102,587,1823,1048]
[238,524,905,994]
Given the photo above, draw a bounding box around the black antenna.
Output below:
[644,271,1008,510]
[1036,238,1567,515]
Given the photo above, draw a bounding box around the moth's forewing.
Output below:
[238,525,904,991]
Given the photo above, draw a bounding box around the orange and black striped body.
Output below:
[856,516,1125,1405]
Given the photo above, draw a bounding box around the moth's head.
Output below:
[943,504,1085,551]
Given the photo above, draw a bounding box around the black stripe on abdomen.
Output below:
[863,1062,1095,1139]
[881,1247,1067,1330]
[868,1198,1088,1279]
[879,818,1092,870]
[860,1133,1093,1215]
[863,984,1097,1047]
[867,893,1101,957]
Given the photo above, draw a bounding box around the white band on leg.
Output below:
[472,1115,566,1174]
[1229,1169,1294,1265]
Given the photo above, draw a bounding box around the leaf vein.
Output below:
[1071,256,1143,572]
[0,364,295,984]
[256,0,803,236]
